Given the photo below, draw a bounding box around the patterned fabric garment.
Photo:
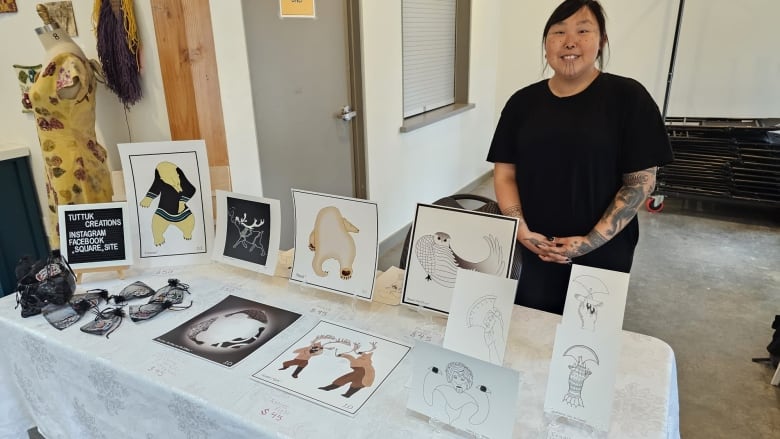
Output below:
[28,52,113,248]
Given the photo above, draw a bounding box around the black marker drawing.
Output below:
[423,362,491,425]
[570,275,610,331]
[318,341,377,398]
[229,207,266,256]
[562,345,600,408]
[466,295,506,363]
[414,232,505,288]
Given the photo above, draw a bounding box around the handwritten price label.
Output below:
[154,267,176,276]
[408,327,440,343]
[260,399,289,422]
[146,355,179,378]
[309,305,331,317]
[220,284,241,294]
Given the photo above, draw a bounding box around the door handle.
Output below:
[338,105,357,121]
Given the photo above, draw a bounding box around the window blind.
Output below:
[402,0,457,118]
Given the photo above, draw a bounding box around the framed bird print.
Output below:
[118,140,214,267]
[401,203,518,315]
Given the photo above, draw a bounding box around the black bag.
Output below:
[15,249,77,318]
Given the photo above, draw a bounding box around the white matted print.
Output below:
[443,269,517,365]
[118,140,214,266]
[252,320,411,417]
[57,202,133,269]
[290,189,378,300]
[213,191,281,276]
[560,265,630,333]
[402,204,518,314]
[408,341,520,439]
[543,325,621,432]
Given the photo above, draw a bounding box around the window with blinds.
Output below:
[402,0,457,118]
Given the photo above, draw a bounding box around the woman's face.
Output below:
[544,6,603,82]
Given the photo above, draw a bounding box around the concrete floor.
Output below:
[378,177,780,438]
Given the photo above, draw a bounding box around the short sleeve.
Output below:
[55,55,88,101]
[487,97,519,164]
[619,80,674,173]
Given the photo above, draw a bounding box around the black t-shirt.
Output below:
[487,73,673,312]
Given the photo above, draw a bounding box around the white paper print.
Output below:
[252,320,411,416]
[118,140,214,267]
[402,204,518,314]
[372,266,405,306]
[443,269,517,365]
[543,325,621,432]
[213,191,281,276]
[560,265,630,333]
[290,190,379,300]
[407,342,519,439]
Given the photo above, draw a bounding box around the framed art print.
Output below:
[290,189,379,300]
[118,140,214,267]
[213,191,281,276]
[57,202,133,269]
[401,203,518,314]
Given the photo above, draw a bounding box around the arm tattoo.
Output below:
[502,204,526,226]
[568,169,655,258]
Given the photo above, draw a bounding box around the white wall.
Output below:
[0,0,170,219]
[496,0,780,119]
[4,0,780,246]
[359,0,500,240]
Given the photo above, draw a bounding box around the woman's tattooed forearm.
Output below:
[502,204,525,225]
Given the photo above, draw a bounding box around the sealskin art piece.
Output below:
[290,190,379,300]
[213,191,281,276]
[118,140,214,267]
[154,295,301,368]
[402,204,518,314]
[253,320,411,416]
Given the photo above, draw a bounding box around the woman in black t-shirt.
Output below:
[487,0,673,314]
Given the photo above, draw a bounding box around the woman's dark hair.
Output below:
[542,0,609,70]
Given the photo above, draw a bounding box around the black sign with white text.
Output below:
[64,207,126,264]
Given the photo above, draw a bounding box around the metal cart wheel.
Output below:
[646,195,665,213]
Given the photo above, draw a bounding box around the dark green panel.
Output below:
[0,157,49,296]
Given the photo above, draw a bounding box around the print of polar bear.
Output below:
[308,206,359,279]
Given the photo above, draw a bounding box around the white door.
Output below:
[243,0,362,249]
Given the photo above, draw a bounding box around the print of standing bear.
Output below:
[308,206,359,280]
[140,161,196,246]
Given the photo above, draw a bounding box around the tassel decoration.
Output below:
[92,0,141,107]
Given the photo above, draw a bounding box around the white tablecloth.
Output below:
[0,264,679,439]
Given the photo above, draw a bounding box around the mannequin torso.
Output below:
[30,22,112,248]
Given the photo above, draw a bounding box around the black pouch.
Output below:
[15,250,77,318]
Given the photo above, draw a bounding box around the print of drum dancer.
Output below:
[139,161,196,246]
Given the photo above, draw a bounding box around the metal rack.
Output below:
[648,0,780,211]
[648,117,780,211]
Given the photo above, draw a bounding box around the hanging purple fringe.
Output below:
[96,1,142,108]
